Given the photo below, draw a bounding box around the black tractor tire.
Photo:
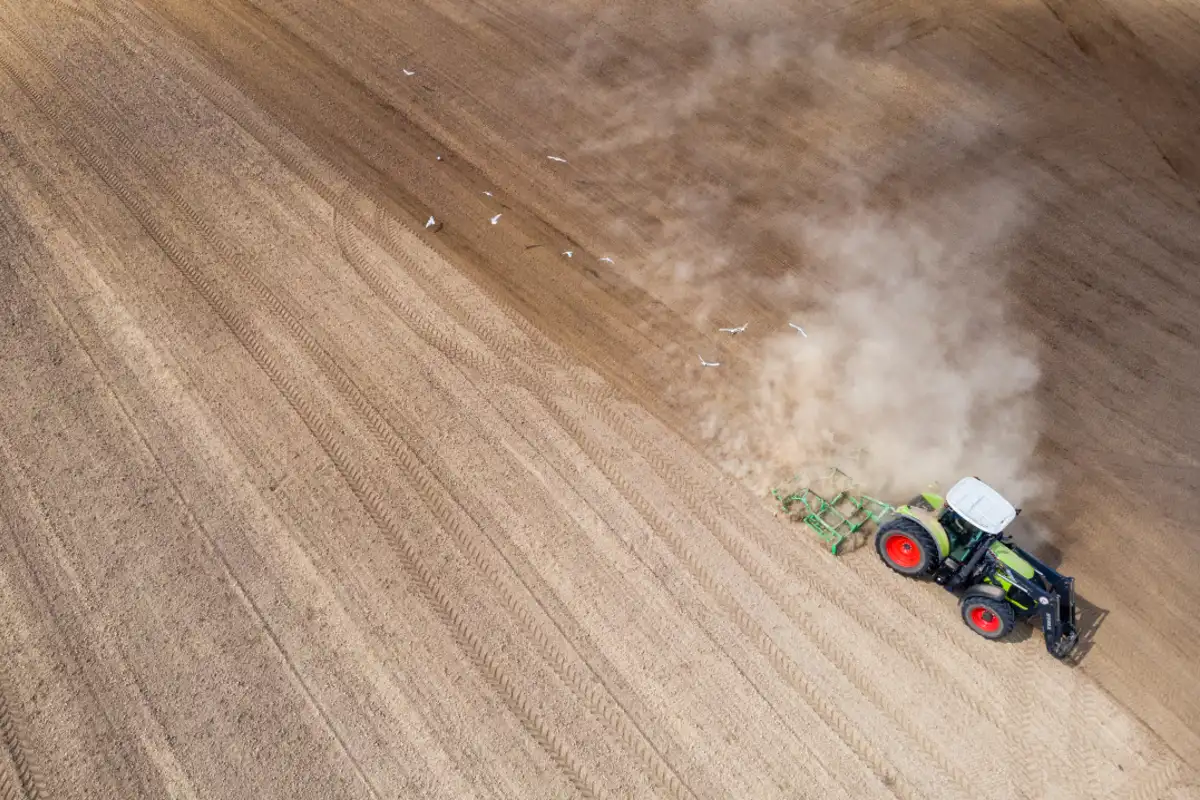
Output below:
[960,588,1016,641]
[875,516,940,577]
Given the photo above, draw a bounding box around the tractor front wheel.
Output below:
[960,590,1016,640]
[875,517,940,577]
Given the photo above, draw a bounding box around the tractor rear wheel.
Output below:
[960,590,1016,640]
[875,517,939,577]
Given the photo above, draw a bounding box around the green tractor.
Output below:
[874,477,1080,659]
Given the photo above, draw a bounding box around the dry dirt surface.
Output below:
[2,0,1199,798]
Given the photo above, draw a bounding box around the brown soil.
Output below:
[1,0,1198,798]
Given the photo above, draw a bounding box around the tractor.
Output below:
[874,476,1080,659]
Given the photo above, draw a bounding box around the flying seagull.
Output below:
[598,257,614,264]
[547,156,568,163]
[719,323,748,334]
[425,216,437,228]
[402,69,417,76]
[490,213,502,225]
[698,355,721,367]
[788,322,808,337]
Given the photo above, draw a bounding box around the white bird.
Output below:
[789,322,808,337]
[436,155,443,161]
[482,191,494,197]
[698,355,721,367]
[547,155,568,163]
[598,256,614,264]
[562,250,573,258]
[402,69,416,76]
[425,216,437,228]
[490,214,502,225]
[719,323,747,334]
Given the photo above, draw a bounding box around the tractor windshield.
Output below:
[939,507,983,550]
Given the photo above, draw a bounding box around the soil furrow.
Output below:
[0,30,598,799]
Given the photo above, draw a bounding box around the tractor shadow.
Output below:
[1005,590,1108,668]
[1062,594,1109,667]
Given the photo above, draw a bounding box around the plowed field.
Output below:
[1,1,1198,798]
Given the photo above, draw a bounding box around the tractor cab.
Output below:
[938,477,1018,560]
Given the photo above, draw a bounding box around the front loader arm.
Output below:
[1005,545,1080,660]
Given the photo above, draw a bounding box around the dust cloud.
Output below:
[532,0,1050,505]
[704,186,1048,505]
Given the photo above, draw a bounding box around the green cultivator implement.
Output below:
[771,468,894,555]
[772,469,1081,660]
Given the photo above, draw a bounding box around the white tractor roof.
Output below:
[945,477,1017,534]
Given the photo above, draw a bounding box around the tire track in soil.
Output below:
[331,213,701,800]
[48,0,104,29]
[339,210,951,796]
[0,771,18,800]
[0,447,45,800]
[0,27,602,800]
[344,80,1120,792]
[296,69,1091,784]
[33,38,646,799]
[370,197,1105,792]
[121,12,896,795]
[367,219,980,791]
[340,203,897,796]
[838,550,1130,774]
[0,195,387,799]
[80,3,1137,793]
[332,213,855,797]
[27,1,1153,795]
[332,216,912,797]
[0,163,485,799]
[317,91,1054,762]
[1109,752,1185,800]
[93,6,854,796]
[83,20,1173,778]
[0,426,204,800]
[217,18,1109,772]
[0,678,41,800]
[92,7,946,794]
[157,14,883,782]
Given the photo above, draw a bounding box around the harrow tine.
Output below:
[770,466,894,555]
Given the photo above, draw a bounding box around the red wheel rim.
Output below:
[969,606,1001,633]
[884,534,922,569]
